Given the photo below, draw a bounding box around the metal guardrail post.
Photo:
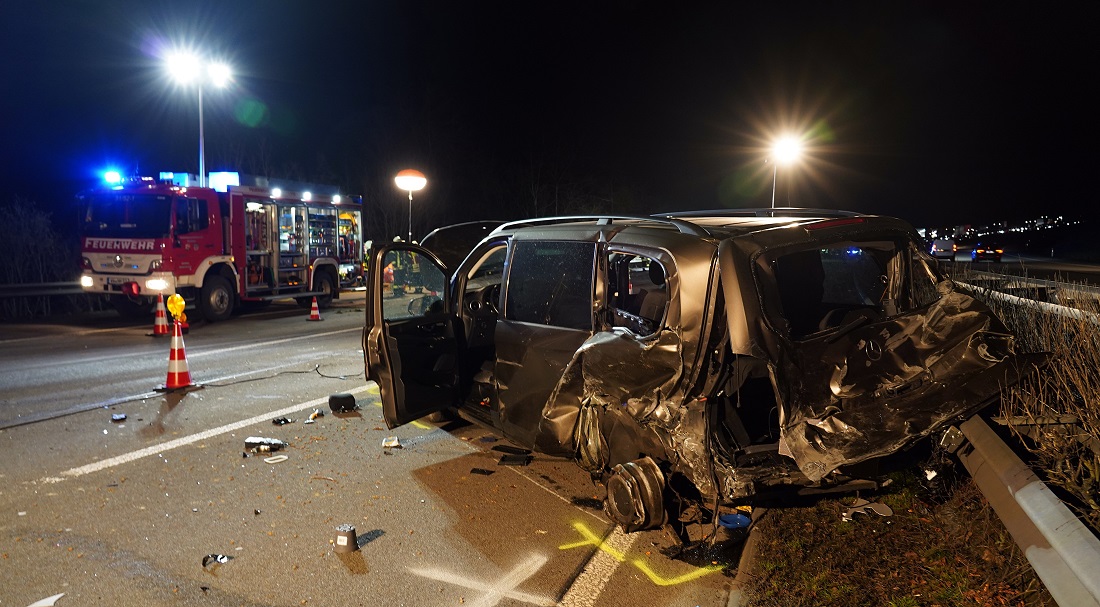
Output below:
[956,416,1100,607]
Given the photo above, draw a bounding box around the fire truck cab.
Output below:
[79,173,363,321]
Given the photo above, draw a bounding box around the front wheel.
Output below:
[199,275,235,322]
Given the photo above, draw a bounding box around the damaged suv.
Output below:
[364,210,1039,533]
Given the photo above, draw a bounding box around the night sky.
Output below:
[1,1,1093,236]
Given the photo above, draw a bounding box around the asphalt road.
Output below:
[0,295,737,607]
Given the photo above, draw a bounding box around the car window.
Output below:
[771,238,941,340]
[505,241,595,330]
[379,249,447,321]
[606,252,666,335]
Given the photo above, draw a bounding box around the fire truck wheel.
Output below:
[297,272,335,309]
[200,275,235,322]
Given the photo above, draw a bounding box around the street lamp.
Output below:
[770,135,803,209]
[394,169,427,243]
[166,52,232,188]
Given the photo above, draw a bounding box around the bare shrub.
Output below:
[951,267,1100,532]
[0,196,83,321]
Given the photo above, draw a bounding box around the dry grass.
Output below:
[952,269,1100,532]
[746,471,1053,607]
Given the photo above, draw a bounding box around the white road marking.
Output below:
[409,554,556,607]
[39,385,372,483]
[559,526,637,607]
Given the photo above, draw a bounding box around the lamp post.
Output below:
[394,169,427,243]
[770,135,803,209]
[166,53,232,188]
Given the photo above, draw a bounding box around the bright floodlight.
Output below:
[302,191,312,201]
[772,136,803,164]
[208,63,232,88]
[394,169,427,192]
[166,52,201,84]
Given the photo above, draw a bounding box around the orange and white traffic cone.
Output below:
[149,293,170,337]
[162,320,192,390]
[307,296,323,321]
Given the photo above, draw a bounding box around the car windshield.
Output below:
[81,193,172,239]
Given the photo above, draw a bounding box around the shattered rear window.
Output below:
[771,238,941,340]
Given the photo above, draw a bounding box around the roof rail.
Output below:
[492,215,711,237]
[658,207,864,219]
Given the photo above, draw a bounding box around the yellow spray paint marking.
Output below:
[559,521,721,587]
[167,294,185,320]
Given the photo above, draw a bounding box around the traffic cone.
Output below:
[307,296,323,321]
[163,320,192,390]
[149,293,170,337]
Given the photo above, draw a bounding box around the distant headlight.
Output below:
[80,275,94,287]
[146,278,169,291]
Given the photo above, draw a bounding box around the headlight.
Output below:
[146,278,169,291]
[80,275,94,287]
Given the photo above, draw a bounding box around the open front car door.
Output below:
[364,244,457,428]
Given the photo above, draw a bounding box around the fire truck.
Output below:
[78,172,363,321]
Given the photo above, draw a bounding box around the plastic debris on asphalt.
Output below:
[842,498,894,521]
[470,468,496,476]
[498,453,533,466]
[110,413,127,423]
[202,554,231,571]
[263,455,288,464]
[271,417,294,426]
[304,409,325,424]
[382,436,402,449]
[244,437,288,453]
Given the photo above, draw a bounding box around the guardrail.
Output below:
[0,282,84,298]
[951,416,1100,607]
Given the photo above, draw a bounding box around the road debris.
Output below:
[842,498,894,522]
[244,437,288,453]
[202,554,231,571]
[263,455,288,464]
[333,524,358,553]
[110,413,127,423]
[470,468,495,476]
[498,453,533,466]
[382,436,402,449]
[304,409,325,424]
[718,513,752,529]
[271,417,294,426]
[329,392,358,413]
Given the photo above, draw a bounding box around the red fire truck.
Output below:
[78,173,363,321]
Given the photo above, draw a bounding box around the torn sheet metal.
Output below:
[778,289,1046,482]
[842,498,893,521]
[536,328,716,492]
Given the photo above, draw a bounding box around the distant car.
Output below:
[930,238,956,260]
[971,243,1004,262]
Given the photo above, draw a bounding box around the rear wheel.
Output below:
[199,275,235,321]
[297,271,335,309]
